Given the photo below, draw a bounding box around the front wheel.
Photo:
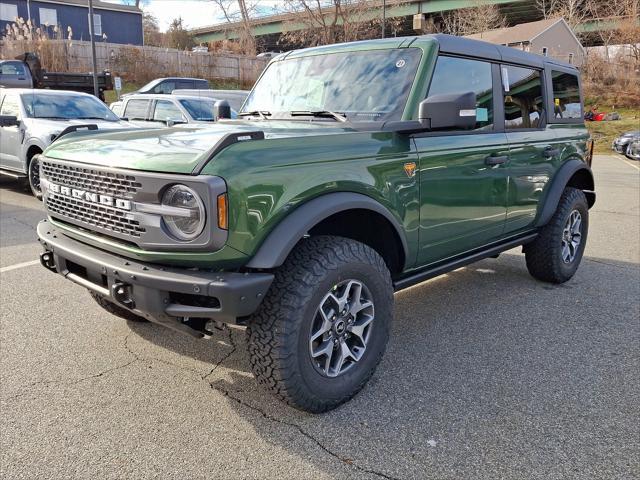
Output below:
[247,236,393,413]
[525,187,589,283]
[28,154,43,200]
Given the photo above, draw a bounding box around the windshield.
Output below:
[21,93,119,121]
[243,48,422,122]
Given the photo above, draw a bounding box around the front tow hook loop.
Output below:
[40,251,57,272]
[111,282,135,309]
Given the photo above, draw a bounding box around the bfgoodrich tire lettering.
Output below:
[525,187,589,283]
[246,236,393,413]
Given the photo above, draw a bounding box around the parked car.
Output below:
[0,52,113,101]
[612,130,640,154]
[36,34,595,413]
[123,77,209,97]
[172,89,250,112]
[626,140,640,160]
[0,89,132,197]
[109,93,238,127]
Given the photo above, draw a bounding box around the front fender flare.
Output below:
[245,192,409,270]
[535,158,595,227]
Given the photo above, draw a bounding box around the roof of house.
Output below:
[33,0,142,14]
[465,18,564,44]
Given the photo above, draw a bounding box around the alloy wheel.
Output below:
[561,209,582,263]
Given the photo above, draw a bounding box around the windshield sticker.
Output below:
[396,59,406,68]
[476,108,488,122]
[502,67,510,92]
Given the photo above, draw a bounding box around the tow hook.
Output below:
[111,282,135,309]
[40,251,57,272]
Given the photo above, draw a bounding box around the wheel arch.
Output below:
[535,158,595,228]
[245,192,409,273]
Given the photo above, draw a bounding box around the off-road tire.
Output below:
[525,187,589,283]
[247,236,393,413]
[89,291,149,323]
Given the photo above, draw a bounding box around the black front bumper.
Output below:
[37,220,273,337]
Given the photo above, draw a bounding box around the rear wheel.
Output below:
[525,187,589,283]
[247,236,393,413]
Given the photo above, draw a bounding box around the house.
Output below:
[466,18,586,66]
[0,0,143,45]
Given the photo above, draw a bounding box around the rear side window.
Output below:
[502,65,545,129]
[194,79,209,89]
[124,99,150,120]
[551,71,581,120]
[177,80,195,89]
[428,56,494,130]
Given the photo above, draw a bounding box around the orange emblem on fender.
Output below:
[404,162,417,178]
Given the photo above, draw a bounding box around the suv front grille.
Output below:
[46,193,146,237]
[41,160,142,199]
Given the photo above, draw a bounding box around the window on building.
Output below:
[541,47,548,56]
[0,3,18,22]
[568,53,574,64]
[123,99,150,120]
[39,8,57,26]
[502,65,545,130]
[91,13,102,35]
[427,55,494,130]
[551,71,582,119]
[153,100,185,122]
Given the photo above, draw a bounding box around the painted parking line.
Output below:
[0,259,41,274]
[610,154,640,171]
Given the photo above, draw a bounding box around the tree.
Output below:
[439,1,506,37]
[586,0,637,59]
[535,0,589,30]
[167,17,194,50]
[210,0,257,55]
[143,12,163,46]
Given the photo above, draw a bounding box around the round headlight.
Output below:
[161,185,206,241]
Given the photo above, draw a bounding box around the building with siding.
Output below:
[466,18,586,66]
[0,0,143,45]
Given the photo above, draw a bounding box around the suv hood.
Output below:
[43,120,356,174]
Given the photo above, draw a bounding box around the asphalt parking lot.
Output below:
[1,154,638,480]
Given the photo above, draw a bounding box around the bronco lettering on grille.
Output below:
[49,182,132,211]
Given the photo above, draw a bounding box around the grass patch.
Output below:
[585,108,640,154]
[104,82,141,104]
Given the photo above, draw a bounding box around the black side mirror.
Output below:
[0,115,20,127]
[418,92,477,130]
[214,100,231,120]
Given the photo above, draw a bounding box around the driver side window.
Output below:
[427,56,494,130]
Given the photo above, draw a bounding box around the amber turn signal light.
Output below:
[217,193,228,230]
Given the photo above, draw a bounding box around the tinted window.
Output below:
[177,80,194,89]
[0,95,20,117]
[243,48,422,122]
[21,93,118,121]
[0,62,26,75]
[153,81,176,94]
[551,71,581,119]
[153,100,184,122]
[124,99,150,120]
[428,56,494,130]
[194,79,209,89]
[502,66,545,129]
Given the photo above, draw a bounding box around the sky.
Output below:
[103,0,285,32]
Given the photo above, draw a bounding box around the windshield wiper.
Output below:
[290,110,347,123]
[76,116,109,120]
[238,110,271,120]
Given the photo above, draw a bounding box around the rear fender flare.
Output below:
[245,192,408,270]
[535,158,595,227]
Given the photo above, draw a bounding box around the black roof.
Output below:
[427,34,577,70]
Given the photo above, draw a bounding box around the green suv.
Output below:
[37,35,595,412]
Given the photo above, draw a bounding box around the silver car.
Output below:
[109,93,237,127]
[0,89,133,198]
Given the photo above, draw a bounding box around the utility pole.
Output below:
[381,0,386,39]
[88,0,99,98]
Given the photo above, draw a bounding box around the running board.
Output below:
[0,168,26,179]
[393,232,538,291]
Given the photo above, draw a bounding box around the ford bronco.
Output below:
[36,35,595,413]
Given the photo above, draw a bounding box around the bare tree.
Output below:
[535,0,589,30]
[439,1,506,36]
[280,0,403,48]
[586,0,637,59]
[210,0,257,55]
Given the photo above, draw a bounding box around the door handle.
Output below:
[543,147,560,158]
[485,155,509,166]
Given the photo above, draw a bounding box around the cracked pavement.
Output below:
[1,155,639,479]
